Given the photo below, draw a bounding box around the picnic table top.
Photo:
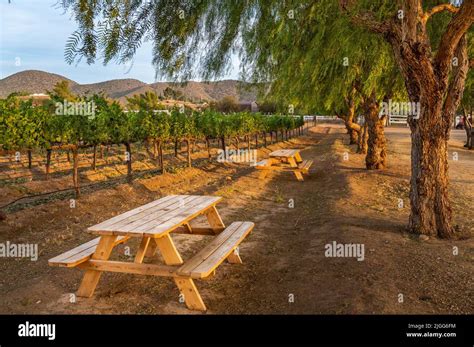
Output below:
[269,149,300,158]
[88,195,222,238]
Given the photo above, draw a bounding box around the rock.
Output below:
[419,235,429,241]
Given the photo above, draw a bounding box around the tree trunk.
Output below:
[158,140,165,173]
[247,135,251,152]
[185,139,192,167]
[66,150,70,163]
[27,150,32,169]
[463,108,472,149]
[408,127,452,238]
[357,122,368,154]
[206,138,211,160]
[105,145,110,163]
[125,142,132,182]
[364,100,386,170]
[153,140,158,159]
[255,134,258,148]
[221,137,226,151]
[92,145,97,170]
[336,98,360,145]
[263,132,267,147]
[45,149,52,180]
[72,147,80,198]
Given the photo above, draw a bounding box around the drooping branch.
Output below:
[422,4,460,24]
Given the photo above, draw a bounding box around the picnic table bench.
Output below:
[49,195,254,311]
[256,149,313,181]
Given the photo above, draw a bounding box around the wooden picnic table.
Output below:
[49,195,254,311]
[256,149,312,181]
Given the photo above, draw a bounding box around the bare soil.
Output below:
[0,124,472,314]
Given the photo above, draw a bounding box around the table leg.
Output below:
[174,278,207,311]
[134,237,151,263]
[227,246,242,264]
[154,234,206,311]
[205,206,225,233]
[294,152,303,163]
[155,234,183,265]
[288,157,304,181]
[77,235,117,297]
[288,157,298,168]
[293,170,304,181]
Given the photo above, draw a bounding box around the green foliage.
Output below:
[1,93,305,152]
[58,0,471,118]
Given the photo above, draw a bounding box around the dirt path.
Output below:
[0,124,472,314]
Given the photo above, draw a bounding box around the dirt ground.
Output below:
[0,123,473,314]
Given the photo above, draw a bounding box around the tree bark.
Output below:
[92,145,97,170]
[206,138,211,159]
[125,142,132,182]
[174,140,179,157]
[345,0,474,238]
[27,150,32,169]
[72,147,80,198]
[158,140,165,173]
[153,140,158,159]
[185,138,192,167]
[221,136,226,151]
[45,149,52,180]
[357,121,368,154]
[363,99,386,170]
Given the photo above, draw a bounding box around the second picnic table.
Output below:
[256,149,313,181]
[49,195,254,311]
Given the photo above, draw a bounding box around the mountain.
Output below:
[0,70,259,103]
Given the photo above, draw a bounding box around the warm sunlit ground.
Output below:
[0,124,472,314]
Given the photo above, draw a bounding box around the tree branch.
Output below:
[422,4,460,24]
[434,1,474,89]
[349,11,391,35]
[443,35,469,130]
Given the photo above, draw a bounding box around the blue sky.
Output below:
[0,1,239,83]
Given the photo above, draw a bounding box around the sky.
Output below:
[0,0,239,84]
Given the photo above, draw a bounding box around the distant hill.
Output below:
[0,70,259,103]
